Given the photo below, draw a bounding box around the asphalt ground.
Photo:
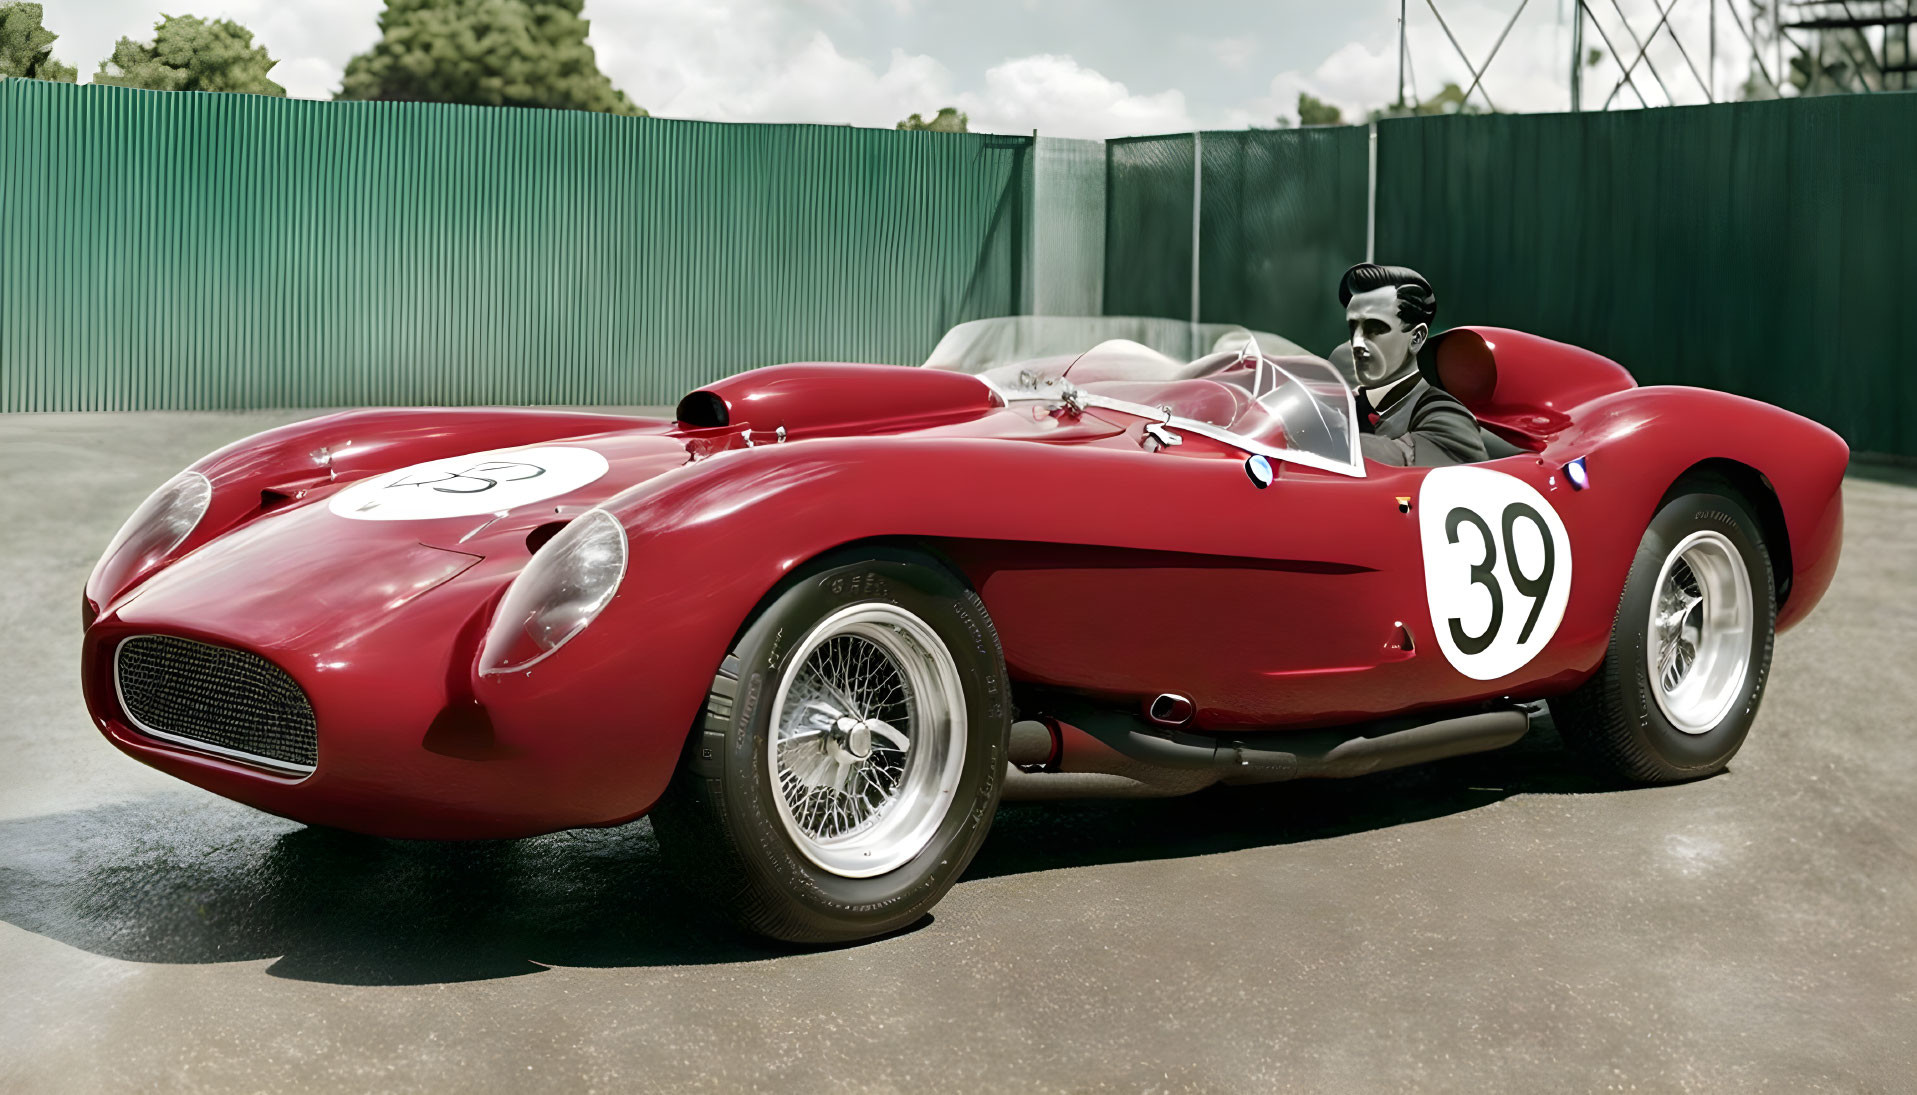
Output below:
[2,409,1913,1093]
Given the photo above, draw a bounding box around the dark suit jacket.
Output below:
[1356,373,1488,467]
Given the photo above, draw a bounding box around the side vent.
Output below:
[675,390,729,428]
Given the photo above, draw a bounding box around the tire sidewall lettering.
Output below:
[1616,494,1772,768]
[728,557,1005,921]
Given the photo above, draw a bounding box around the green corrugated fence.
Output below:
[1102,134,1198,329]
[1375,96,1915,457]
[0,79,1030,412]
[7,76,1911,455]
[1102,128,1370,360]
[1103,98,1913,455]
[1195,127,1371,358]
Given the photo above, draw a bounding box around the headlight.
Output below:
[96,469,213,585]
[479,510,627,675]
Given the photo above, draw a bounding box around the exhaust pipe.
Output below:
[1003,717,1221,800]
[1146,693,1194,727]
[1003,698,1530,800]
[1098,707,1531,781]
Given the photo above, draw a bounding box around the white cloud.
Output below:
[958,54,1195,138]
[1208,35,1259,71]
[41,0,1763,135]
[42,0,1765,135]
[588,0,952,126]
[1263,39,1402,123]
[590,3,1194,137]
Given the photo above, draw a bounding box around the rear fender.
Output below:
[1548,386,1847,631]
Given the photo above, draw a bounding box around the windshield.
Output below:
[1217,354,1357,471]
[924,316,1305,376]
[928,316,1361,476]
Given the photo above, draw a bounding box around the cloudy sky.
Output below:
[38,0,1769,137]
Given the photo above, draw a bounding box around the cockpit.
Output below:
[925,316,1365,476]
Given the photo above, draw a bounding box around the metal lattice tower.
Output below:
[1398,0,1908,114]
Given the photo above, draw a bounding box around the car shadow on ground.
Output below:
[0,717,1625,986]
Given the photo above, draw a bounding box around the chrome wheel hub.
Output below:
[1647,530,1753,735]
[768,602,967,878]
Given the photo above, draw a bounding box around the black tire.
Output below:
[1552,488,1776,784]
[650,548,1010,944]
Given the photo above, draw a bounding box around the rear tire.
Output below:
[650,549,1010,944]
[1552,489,1776,783]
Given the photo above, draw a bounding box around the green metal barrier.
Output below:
[0,79,1030,412]
[1103,127,1370,358]
[1102,134,1197,327]
[1376,97,1910,456]
[7,76,1905,453]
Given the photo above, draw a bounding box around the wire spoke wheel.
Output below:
[1646,530,1754,734]
[768,602,967,878]
[1547,488,1773,784]
[651,551,1009,942]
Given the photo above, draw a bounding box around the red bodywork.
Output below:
[81,328,1848,838]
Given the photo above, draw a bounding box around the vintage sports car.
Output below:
[82,316,1847,942]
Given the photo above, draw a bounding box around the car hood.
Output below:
[312,430,695,555]
[105,431,694,652]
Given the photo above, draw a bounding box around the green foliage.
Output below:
[1296,91,1342,127]
[93,14,283,95]
[897,106,967,132]
[0,2,76,81]
[1369,83,1488,121]
[339,0,644,115]
[1585,47,1604,68]
[1785,29,1882,96]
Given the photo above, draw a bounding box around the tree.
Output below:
[1786,28,1881,95]
[1295,92,1343,127]
[0,2,76,81]
[339,0,644,115]
[897,106,967,132]
[93,15,284,95]
[1368,82,1488,121]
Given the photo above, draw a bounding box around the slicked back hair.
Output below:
[1338,263,1437,330]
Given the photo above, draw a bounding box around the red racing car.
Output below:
[82,317,1847,942]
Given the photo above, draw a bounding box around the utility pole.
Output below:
[1709,0,1717,101]
[1570,0,1584,110]
[1189,131,1202,359]
[1397,0,1408,110]
[1776,1,1784,93]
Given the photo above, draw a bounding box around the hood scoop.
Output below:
[678,362,1002,438]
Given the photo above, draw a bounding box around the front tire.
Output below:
[1552,489,1776,783]
[651,549,1010,943]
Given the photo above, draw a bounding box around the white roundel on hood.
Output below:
[328,446,610,521]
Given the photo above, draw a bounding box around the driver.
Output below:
[1338,263,1486,467]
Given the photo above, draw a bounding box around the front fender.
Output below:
[86,407,662,611]
[468,433,1376,820]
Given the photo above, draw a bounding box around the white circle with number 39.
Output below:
[1419,466,1574,681]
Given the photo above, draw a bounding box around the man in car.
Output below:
[1337,263,1487,467]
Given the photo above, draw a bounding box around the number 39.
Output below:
[1443,502,1556,655]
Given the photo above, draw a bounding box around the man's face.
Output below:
[1346,285,1426,387]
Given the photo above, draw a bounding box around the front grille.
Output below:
[115,635,318,772]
